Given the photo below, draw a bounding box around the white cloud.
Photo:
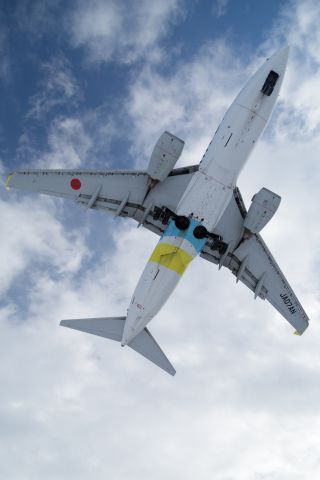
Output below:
[67,0,185,65]
[17,51,121,170]
[41,116,93,168]
[277,0,320,65]
[1,214,320,479]
[0,192,90,295]
[125,40,245,167]
[26,55,82,120]
[17,108,120,170]
[16,118,89,170]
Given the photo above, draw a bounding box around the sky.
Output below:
[1,0,320,478]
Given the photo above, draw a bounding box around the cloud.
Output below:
[15,117,91,169]
[13,0,186,66]
[1,213,320,479]
[256,0,320,140]
[125,40,245,167]
[67,0,186,65]
[15,50,124,170]
[0,191,89,296]
[26,55,82,121]
[17,107,121,170]
[39,116,93,168]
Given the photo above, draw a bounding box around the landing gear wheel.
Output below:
[174,216,190,231]
[193,225,208,239]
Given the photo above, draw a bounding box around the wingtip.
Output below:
[294,330,301,336]
[5,173,13,191]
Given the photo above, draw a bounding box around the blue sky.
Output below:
[2,1,320,479]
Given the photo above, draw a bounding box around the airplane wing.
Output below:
[6,167,309,333]
[200,188,309,335]
[6,166,197,228]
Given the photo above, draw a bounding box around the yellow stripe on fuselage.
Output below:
[149,242,193,275]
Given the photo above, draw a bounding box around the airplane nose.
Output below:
[274,45,289,57]
[269,45,290,71]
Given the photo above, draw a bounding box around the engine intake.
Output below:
[243,187,281,235]
[147,131,184,182]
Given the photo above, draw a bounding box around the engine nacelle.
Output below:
[147,131,184,182]
[243,188,281,235]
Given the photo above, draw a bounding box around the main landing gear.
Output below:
[152,207,228,254]
[174,216,208,239]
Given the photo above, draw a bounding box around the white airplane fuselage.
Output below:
[121,47,289,346]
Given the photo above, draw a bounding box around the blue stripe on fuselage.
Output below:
[161,219,207,253]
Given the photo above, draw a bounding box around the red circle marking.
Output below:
[70,178,81,190]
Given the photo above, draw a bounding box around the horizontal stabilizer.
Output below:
[60,317,126,341]
[60,317,176,376]
[128,327,176,376]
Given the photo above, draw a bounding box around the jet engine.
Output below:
[243,188,281,236]
[147,131,184,182]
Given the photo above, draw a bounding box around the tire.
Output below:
[174,216,190,231]
[193,225,207,239]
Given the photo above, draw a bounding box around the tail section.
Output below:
[60,316,126,341]
[60,317,176,376]
[129,327,176,376]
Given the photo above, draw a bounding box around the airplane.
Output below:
[6,46,309,376]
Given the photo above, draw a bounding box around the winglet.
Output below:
[5,174,13,191]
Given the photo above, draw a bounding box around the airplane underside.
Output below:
[6,46,309,376]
